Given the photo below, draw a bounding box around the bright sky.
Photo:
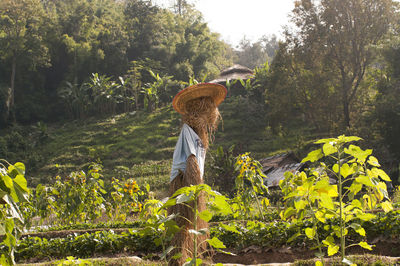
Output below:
[154,0,296,47]
[194,0,296,47]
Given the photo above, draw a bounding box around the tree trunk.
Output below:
[5,55,17,124]
[343,93,350,128]
[341,72,351,129]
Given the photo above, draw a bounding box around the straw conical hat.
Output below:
[172,83,227,114]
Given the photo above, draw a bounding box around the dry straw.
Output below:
[168,86,225,265]
[168,155,208,266]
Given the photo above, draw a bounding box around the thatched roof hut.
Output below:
[259,153,305,188]
[210,64,254,84]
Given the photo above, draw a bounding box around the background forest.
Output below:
[1,0,400,265]
[1,0,400,187]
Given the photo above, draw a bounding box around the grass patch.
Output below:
[3,97,325,197]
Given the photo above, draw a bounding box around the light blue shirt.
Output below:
[170,124,206,181]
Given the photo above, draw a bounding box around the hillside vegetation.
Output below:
[0,95,320,195]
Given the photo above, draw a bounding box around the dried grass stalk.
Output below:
[168,155,208,266]
[182,96,221,150]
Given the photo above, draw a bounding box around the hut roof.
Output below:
[265,163,304,187]
[259,153,299,173]
[210,64,254,84]
[259,153,305,188]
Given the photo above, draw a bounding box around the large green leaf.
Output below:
[344,145,372,162]
[212,195,232,215]
[315,138,337,144]
[301,149,324,163]
[220,223,240,234]
[327,244,339,256]
[176,192,194,204]
[305,227,315,239]
[367,156,380,167]
[294,199,307,211]
[323,143,338,156]
[358,241,373,250]
[355,175,374,187]
[207,237,226,249]
[320,193,334,210]
[342,136,362,143]
[339,163,356,178]
[371,168,391,182]
[14,162,25,175]
[198,210,212,222]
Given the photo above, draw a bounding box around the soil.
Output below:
[18,229,400,265]
[212,241,400,265]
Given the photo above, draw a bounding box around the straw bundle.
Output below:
[168,96,221,265]
[168,155,208,265]
[182,96,221,150]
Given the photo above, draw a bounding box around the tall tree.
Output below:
[235,35,279,69]
[286,0,395,128]
[0,0,49,124]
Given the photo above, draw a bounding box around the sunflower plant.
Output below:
[233,153,269,220]
[107,177,145,222]
[280,135,393,265]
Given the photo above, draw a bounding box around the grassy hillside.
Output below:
[2,96,321,195]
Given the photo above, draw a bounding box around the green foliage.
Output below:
[107,177,145,222]
[0,0,49,123]
[49,163,107,225]
[235,35,278,69]
[0,160,30,265]
[280,135,393,263]
[0,0,234,124]
[233,153,269,220]
[268,0,396,131]
[15,229,158,262]
[162,184,233,263]
[205,145,237,195]
[139,198,179,262]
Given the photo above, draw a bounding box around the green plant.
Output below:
[142,70,174,111]
[0,160,30,265]
[88,73,120,115]
[233,153,269,220]
[280,135,393,265]
[139,198,179,262]
[107,177,145,222]
[206,145,237,195]
[162,184,233,265]
[50,163,106,225]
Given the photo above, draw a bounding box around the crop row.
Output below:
[12,210,400,263]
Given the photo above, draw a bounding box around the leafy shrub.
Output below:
[49,163,107,225]
[280,135,393,263]
[0,160,30,265]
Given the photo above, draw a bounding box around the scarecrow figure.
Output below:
[168,83,227,265]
